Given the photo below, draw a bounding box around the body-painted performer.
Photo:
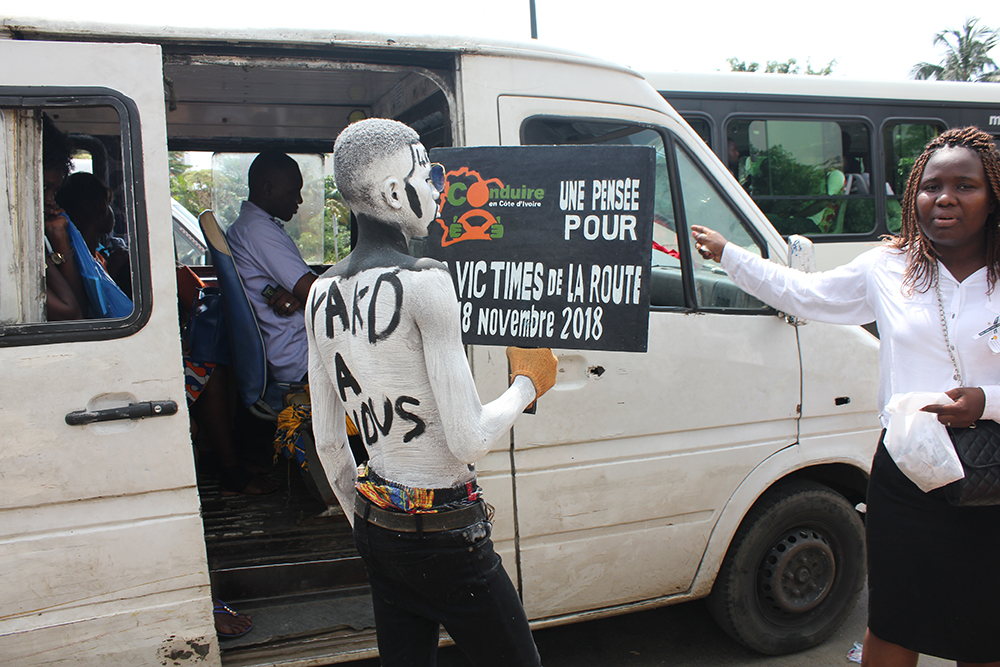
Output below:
[306,118,557,667]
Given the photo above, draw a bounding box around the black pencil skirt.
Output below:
[867,436,1000,662]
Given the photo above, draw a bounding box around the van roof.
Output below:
[1,17,653,149]
[1,16,637,75]
[642,71,1000,105]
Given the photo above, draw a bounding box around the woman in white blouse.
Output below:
[692,126,1000,667]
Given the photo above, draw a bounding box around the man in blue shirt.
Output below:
[227,151,316,382]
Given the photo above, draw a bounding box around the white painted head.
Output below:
[333,118,440,240]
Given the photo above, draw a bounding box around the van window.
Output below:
[521,117,766,311]
[727,119,876,237]
[685,116,712,146]
[0,95,144,338]
[676,147,767,310]
[207,153,326,264]
[171,151,352,266]
[882,121,943,233]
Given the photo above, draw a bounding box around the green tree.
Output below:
[727,57,759,72]
[169,151,214,215]
[324,175,352,263]
[911,17,1000,82]
[766,58,798,74]
[728,57,836,75]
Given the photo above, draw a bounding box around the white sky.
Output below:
[3,1,999,81]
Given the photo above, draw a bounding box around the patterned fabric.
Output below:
[356,462,481,514]
[274,404,311,472]
[183,358,217,405]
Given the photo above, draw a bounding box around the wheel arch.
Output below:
[689,441,871,600]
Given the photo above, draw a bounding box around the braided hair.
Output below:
[889,126,1000,294]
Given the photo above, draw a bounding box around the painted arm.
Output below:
[415,268,538,464]
[306,282,358,526]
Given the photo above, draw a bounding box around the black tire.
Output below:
[706,481,866,655]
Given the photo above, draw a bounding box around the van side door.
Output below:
[493,96,801,619]
[0,40,217,666]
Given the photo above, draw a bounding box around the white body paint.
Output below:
[307,264,535,522]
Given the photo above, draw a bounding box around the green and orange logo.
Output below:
[435,166,545,247]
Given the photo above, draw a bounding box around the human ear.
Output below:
[380,177,405,210]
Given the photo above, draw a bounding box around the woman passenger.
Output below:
[53,172,133,318]
[692,126,1000,667]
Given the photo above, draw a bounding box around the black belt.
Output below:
[355,495,487,533]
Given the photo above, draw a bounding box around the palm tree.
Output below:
[911,17,1000,82]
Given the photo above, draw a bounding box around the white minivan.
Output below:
[0,19,880,667]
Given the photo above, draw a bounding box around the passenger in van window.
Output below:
[42,113,88,317]
[306,118,557,667]
[693,126,1000,667]
[727,138,740,176]
[56,173,130,293]
[54,172,133,318]
[227,151,316,383]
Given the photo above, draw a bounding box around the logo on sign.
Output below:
[435,167,546,246]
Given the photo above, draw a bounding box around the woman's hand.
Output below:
[921,387,986,428]
[690,225,728,263]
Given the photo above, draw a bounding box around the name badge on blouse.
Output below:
[976,316,1000,354]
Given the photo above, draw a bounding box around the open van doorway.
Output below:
[162,48,458,659]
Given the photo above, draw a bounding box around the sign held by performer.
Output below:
[425,145,655,353]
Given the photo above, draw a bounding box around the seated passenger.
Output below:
[226,151,316,383]
[42,114,87,318]
[727,138,740,176]
[54,172,132,318]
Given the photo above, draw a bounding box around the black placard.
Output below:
[424,145,654,352]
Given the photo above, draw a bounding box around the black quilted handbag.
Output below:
[944,420,1000,507]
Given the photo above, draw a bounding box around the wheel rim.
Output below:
[758,527,836,616]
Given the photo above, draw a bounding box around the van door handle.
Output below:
[65,400,178,425]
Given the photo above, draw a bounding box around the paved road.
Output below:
[351,587,950,667]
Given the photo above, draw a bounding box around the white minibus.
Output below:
[0,20,879,666]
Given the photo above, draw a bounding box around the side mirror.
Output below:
[787,234,816,273]
[784,235,816,326]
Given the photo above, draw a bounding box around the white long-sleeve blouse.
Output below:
[721,243,1000,426]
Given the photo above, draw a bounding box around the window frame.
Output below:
[669,138,772,315]
[722,112,879,240]
[679,113,714,148]
[0,86,150,347]
[879,116,947,193]
[516,112,773,316]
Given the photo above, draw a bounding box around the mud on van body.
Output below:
[0,19,879,666]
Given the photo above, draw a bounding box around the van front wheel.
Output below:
[706,481,866,655]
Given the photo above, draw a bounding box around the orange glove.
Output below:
[506,347,558,402]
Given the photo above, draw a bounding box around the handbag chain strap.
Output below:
[934,267,964,387]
